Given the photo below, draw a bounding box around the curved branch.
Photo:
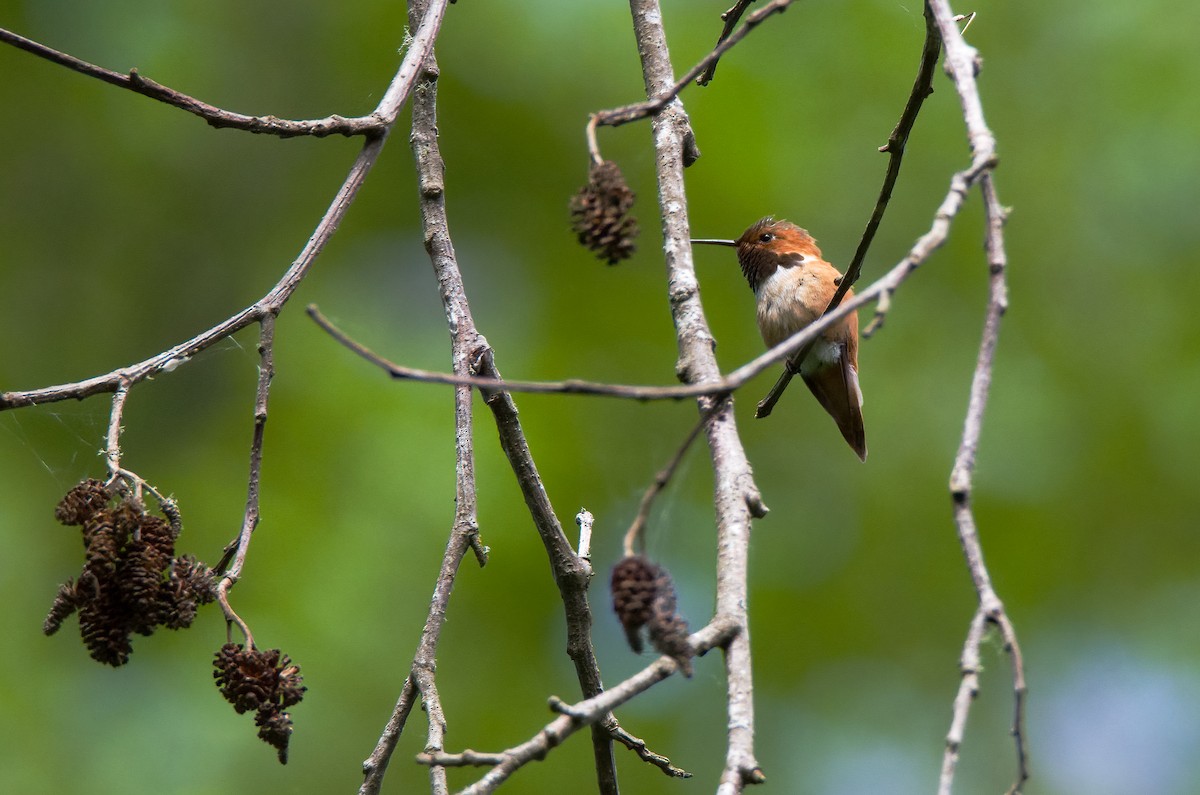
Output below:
[0,27,386,137]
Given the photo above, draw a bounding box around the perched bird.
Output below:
[693,218,866,461]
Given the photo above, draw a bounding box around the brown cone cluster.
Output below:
[611,555,694,676]
[213,643,306,764]
[44,478,216,666]
[569,160,638,265]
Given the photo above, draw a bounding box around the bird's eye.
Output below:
[758,233,774,243]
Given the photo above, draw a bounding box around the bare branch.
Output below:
[360,677,420,793]
[361,12,616,789]
[0,26,388,137]
[923,2,1027,792]
[472,347,618,792]
[0,1,450,413]
[607,721,693,778]
[361,21,490,793]
[102,381,131,480]
[835,4,942,305]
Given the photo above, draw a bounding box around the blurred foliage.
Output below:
[1,1,1198,793]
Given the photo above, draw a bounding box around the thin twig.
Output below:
[754,3,942,419]
[924,1,1027,792]
[0,1,450,413]
[623,410,711,557]
[213,315,276,647]
[696,0,758,86]
[833,3,942,308]
[102,380,179,517]
[103,380,131,481]
[608,722,693,778]
[222,315,275,580]
[216,578,254,649]
[591,0,795,130]
[0,27,385,138]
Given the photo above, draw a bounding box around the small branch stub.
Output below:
[576,509,594,561]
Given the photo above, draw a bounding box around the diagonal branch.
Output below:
[472,349,620,793]
[835,3,942,307]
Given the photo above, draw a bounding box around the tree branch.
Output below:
[102,380,131,480]
[628,1,768,791]
[213,314,276,648]
[924,2,1027,793]
[696,0,759,86]
[623,409,712,557]
[360,26,493,795]
[0,26,389,137]
[0,1,451,412]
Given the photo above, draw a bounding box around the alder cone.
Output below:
[610,554,694,674]
[570,160,638,265]
[611,555,661,653]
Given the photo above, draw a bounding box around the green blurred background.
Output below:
[2,1,1198,793]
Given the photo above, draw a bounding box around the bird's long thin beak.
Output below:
[690,238,737,247]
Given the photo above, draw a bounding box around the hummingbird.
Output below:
[693,218,867,461]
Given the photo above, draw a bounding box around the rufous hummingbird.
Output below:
[693,218,867,461]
